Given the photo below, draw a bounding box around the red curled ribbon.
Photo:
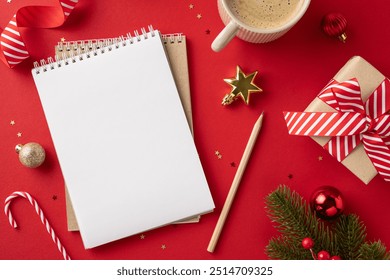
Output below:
[0,0,78,68]
[284,78,390,182]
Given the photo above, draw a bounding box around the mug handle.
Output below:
[211,21,239,52]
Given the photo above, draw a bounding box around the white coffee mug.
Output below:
[212,0,311,52]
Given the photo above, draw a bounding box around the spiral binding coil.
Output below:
[161,33,183,44]
[33,25,156,74]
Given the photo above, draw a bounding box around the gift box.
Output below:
[284,56,390,184]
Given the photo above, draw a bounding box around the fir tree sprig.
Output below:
[333,214,366,259]
[265,185,337,258]
[265,185,390,260]
[358,241,390,260]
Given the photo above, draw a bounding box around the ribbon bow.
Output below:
[284,78,390,182]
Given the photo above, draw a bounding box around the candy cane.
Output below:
[4,191,71,260]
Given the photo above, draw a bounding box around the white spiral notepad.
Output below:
[32,26,215,249]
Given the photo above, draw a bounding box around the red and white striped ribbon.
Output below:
[4,191,71,260]
[0,0,78,68]
[284,78,390,182]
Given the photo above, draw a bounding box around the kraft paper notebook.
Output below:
[32,26,215,249]
[55,34,200,230]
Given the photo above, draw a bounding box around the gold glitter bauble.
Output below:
[15,143,46,168]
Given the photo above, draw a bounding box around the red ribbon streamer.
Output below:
[0,0,78,68]
[284,78,390,182]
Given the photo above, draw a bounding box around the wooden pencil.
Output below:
[207,112,264,253]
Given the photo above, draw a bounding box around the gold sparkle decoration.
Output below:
[197,13,202,19]
[10,120,15,126]
[60,37,66,42]
[215,150,222,159]
[17,132,22,137]
[222,66,262,105]
[140,234,145,240]
[15,142,46,168]
[318,156,323,161]
[189,4,194,9]
[161,244,166,250]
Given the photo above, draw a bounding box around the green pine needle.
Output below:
[265,185,337,258]
[266,236,311,260]
[333,214,366,260]
[265,185,389,260]
[358,241,390,260]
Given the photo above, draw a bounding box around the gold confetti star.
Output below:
[17,132,22,137]
[189,4,194,9]
[222,66,262,105]
[10,120,15,126]
[161,244,166,250]
[318,156,323,161]
[215,150,220,155]
[140,234,145,240]
[60,37,66,42]
[197,14,202,19]
[217,154,222,159]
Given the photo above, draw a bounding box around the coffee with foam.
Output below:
[228,0,305,29]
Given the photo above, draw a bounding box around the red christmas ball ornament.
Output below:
[317,250,331,260]
[302,237,314,249]
[310,186,344,220]
[331,255,341,260]
[321,13,347,43]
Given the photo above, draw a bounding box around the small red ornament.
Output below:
[317,250,331,260]
[310,186,344,220]
[331,255,341,260]
[302,237,314,249]
[321,13,347,43]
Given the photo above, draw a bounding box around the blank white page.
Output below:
[32,29,214,249]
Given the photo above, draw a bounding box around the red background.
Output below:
[1,0,390,260]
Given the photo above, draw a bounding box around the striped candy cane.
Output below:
[4,191,71,260]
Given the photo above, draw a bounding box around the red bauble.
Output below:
[331,255,341,260]
[321,13,348,42]
[317,250,331,260]
[310,186,344,220]
[302,237,314,249]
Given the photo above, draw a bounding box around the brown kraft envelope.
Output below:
[305,56,385,184]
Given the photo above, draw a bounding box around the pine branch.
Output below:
[265,185,338,258]
[333,214,366,260]
[358,241,390,260]
[265,185,390,260]
[266,235,311,260]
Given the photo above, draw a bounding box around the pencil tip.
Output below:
[258,111,264,120]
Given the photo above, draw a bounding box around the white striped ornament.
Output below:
[4,191,71,260]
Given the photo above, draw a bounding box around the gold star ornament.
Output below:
[222,66,262,105]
